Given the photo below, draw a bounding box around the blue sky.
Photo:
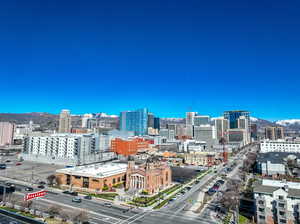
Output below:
[0,0,300,120]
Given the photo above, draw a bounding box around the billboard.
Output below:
[24,190,47,201]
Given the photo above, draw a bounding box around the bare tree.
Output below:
[59,209,70,222]
[20,200,33,209]
[47,174,56,186]
[72,210,89,224]
[47,205,61,217]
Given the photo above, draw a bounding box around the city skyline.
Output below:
[1,0,300,120]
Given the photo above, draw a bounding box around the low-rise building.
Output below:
[256,152,300,176]
[111,138,150,156]
[254,179,300,224]
[184,151,216,167]
[56,163,127,192]
[260,140,300,153]
[125,157,172,194]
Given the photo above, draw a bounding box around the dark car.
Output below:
[103,202,112,208]
[84,195,92,200]
[63,190,71,194]
[0,164,6,169]
[38,181,46,185]
[70,191,78,196]
[5,182,15,187]
[37,185,45,189]
[217,180,225,185]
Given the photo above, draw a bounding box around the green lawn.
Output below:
[239,215,250,224]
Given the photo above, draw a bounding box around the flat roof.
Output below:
[56,163,127,178]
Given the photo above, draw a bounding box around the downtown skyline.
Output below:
[1,0,300,120]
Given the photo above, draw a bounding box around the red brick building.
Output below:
[111,138,150,156]
[125,158,172,194]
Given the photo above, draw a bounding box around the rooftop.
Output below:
[56,162,127,178]
[257,152,300,164]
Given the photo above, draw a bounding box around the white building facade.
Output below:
[260,140,300,153]
[22,133,115,165]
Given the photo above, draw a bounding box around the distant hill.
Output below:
[0,112,58,130]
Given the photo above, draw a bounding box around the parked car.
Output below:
[25,187,33,191]
[103,202,112,208]
[5,160,11,163]
[16,162,22,166]
[72,197,82,203]
[70,191,78,196]
[38,181,46,185]
[37,185,45,189]
[62,190,71,194]
[0,164,6,169]
[84,195,92,200]
[5,182,15,187]
[217,180,225,185]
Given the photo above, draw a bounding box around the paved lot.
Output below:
[0,155,63,184]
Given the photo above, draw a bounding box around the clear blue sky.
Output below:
[0,0,299,120]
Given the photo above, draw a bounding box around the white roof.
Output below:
[56,163,127,178]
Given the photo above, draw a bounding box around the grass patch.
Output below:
[0,207,36,219]
[239,215,250,224]
[83,192,118,201]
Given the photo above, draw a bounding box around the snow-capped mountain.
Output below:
[276,119,300,126]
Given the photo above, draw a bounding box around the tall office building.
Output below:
[224,110,251,144]
[81,113,93,128]
[186,112,197,126]
[119,108,148,136]
[154,117,160,130]
[265,126,284,140]
[58,109,72,133]
[0,122,14,146]
[147,113,155,128]
[194,115,210,126]
[224,110,250,129]
[214,118,229,141]
[193,125,216,149]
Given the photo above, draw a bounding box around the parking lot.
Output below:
[0,155,64,184]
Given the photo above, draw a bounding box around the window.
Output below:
[278,203,285,208]
[66,175,71,185]
[118,177,121,182]
[113,178,116,184]
[279,219,286,223]
[92,179,99,182]
[259,215,265,220]
[74,176,81,179]
[279,211,285,216]
[279,195,284,200]
[83,177,89,188]
[258,208,265,212]
[258,200,264,205]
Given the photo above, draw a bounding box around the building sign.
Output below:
[24,190,47,201]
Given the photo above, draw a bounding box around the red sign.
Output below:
[24,190,47,201]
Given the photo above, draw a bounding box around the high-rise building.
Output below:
[214,118,229,141]
[194,115,210,126]
[224,110,251,144]
[186,112,197,126]
[0,122,14,146]
[154,117,160,130]
[119,108,148,136]
[81,113,93,128]
[193,125,216,149]
[147,113,155,128]
[251,123,258,140]
[58,109,72,133]
[265,126,284,140]
[224,110,250,129]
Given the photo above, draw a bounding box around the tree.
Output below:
[20,200,33,209]
[59,209,70,222]
[47,174,56,186]
[72,210,89,224]
[47,205,61,217]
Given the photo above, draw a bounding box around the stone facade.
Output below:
[125,158,172,194]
